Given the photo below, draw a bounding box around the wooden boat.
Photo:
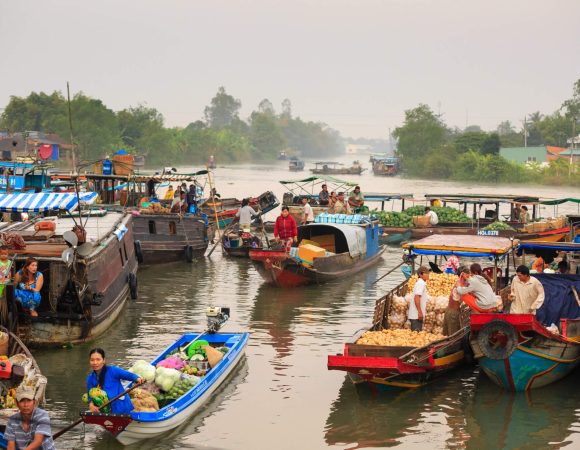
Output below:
[222,228,263,258]
[372,156,400,176]
[380,229,412,246]
[81,331,249,446]
[0,326,47,449]
[200,191,279,228]
[0,192,138,347]
[288,157,305,172]
[249,218,384,288]
[328,235,516,391]
[311,161,365,175]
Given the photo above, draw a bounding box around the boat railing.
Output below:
[371,279,409,331]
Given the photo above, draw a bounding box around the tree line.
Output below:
[0,87,343,166]
[394,79,580,185]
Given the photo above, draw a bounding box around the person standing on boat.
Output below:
[519,205,530,224]
[274,206,298,251]
[424,207,439,225]
[87,348,144,415]
[409,266,429,331]
[4,386,55,450]
[329,192,352,214]
[14,258,43,318]
[318,184,330,206]
[236,198,258,232]
[301,197,314,225]
[509,265,545,314]
[443,266,469,336]
[164,185,174,201]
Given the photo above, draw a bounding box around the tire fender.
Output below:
[185,245,194,263]
[134,240,144,264]
[477,320,518,360]
[129,273,138,300]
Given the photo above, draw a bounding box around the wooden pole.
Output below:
[67,82,76,173]
[206,168,222,257]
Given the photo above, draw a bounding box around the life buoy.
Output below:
[185,245,194,263]
[477,320,518,360]
[129,273,138,299]
[134,240,144,264]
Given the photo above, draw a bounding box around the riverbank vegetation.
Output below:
[394,79,580,186]
[0,87,342,165]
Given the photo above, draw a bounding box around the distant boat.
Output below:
[288,157,305,172]
[311,161,365,175]
[372,156,400,176]
[278,151,288,160]
[208,155,216,169]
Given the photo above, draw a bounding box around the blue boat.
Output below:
[81,331,249,445]
[470,252,580,392]
[0,160,52,193]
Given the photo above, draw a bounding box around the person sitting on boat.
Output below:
[532,255,549,273]
[87,348,144,415]
[210,187,221,199]
[329,191,338,208]
[557,260,570,274]
[14,257,43,318]
[348,186,365,210]
[519,205,530,224]
[4,386,55,450]
[301,197,314,225]
[0,246,12,297]
[329,192,352,214]
[164,185,174,201]
[444,255,460,274]
[318,184,330,206]
[171,191,187,213]
[509,265,545,315]
[236,198,258,232]
[187,184,198,213]
[443,266,469,336]
[456,263,498,313]
[424,207,439,225]
[409,266,429,331]
[273,206,298,251]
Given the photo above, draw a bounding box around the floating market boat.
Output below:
[0,159,53,193]
[470,241,580,392]
[222,226,263,258]
[249,215,384,288]
[199,191,279,229]
[372,156,400,176]
[81,330,249,446]
[311,161,365,175]
[328,235,516,390]
[0,327,47,449]
[288,156,305,172]
[0,192,138,346]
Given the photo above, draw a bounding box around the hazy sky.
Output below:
[1,0,579,139]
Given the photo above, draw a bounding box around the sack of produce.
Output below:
[157,355,187,371]
[129,360,156,382]
[203,345,224,368]
[130,388,160,412]
[388,295,409,329]
[154,367,182,392]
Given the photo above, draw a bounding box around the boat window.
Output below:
[148,220,156,234]
[123,242,128,261]
[169,221,177,235]
[119,248,124,267]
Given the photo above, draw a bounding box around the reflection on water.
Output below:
[28,163,580,449]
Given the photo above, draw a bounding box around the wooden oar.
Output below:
[53,383,141,440]
[371,261,405,286]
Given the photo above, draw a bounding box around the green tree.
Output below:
[481,133,501,155]
[249,112,286,158]
[203,87,242,129]
[453,131,488,153]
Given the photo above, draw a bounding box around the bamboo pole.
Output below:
[206,168,222,257]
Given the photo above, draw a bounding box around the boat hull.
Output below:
[470,314,580,391]
[249,248,384,288]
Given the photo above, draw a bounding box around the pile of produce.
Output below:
[375,211,414,228]
[157,375,199,402]
[139,202,171,215]
[403,206,471,223]
[483,221,515,231]
[82,387,111,413]
[0,354,46,414]
[407,273,458,297]
[356,329,446,347]
[130,388,160,413]
[388,294,448,334]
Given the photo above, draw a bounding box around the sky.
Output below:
[1,0,579,139]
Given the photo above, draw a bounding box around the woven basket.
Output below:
[413,215,430,228]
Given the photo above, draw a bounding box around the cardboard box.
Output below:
[310,234,336,252]
[413,215,430,228]
[298,244,326,265]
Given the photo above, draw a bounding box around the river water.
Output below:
[36,158,580,449]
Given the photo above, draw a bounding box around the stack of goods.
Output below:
[376,206,470,228]
[356,329,446,348]
[139,202,171,215]
[483,222,515,232]
[387,273,458,335]
[128,341,230,410]
[0,353,47,417]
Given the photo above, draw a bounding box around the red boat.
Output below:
[249,221,384,288]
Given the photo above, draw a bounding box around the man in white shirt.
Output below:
[302,197,314,225]
[510,265,545,314]
[235,198,258,232]
[409,266,429,331]
[425,207,439,225]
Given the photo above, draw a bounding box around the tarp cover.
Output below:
[300,223,367,258]
[0,192,97,213]
[535,274,580,325]
[403,234,516,256]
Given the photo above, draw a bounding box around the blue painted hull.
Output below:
[479,346,580,392]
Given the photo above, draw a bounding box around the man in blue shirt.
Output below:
[5,386,55,450]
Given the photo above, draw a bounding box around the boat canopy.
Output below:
[363,193,413,202]
[299,223,367,258]
[403,235,517,257]
[131,174,197,183]
[280,175,356,196]
[0,192,97,213]
[424,193,543,205]
[517,241,580,252]
[539,197,580,205]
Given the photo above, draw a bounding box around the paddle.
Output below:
[53,383,142,440]
[258,211,270,248]
[371,260,405,286]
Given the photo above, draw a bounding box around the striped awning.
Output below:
[0,192,98,213]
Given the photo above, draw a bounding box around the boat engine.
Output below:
[206,306,230,333]
[0,361,25,386]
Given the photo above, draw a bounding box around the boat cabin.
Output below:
[0,161,52,193]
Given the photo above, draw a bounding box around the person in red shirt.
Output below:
[273,206,298,251]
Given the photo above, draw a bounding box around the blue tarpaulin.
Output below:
[0,192,97,213]
[535,274,580,325]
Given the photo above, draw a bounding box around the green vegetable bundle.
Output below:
[483,221,515,231]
